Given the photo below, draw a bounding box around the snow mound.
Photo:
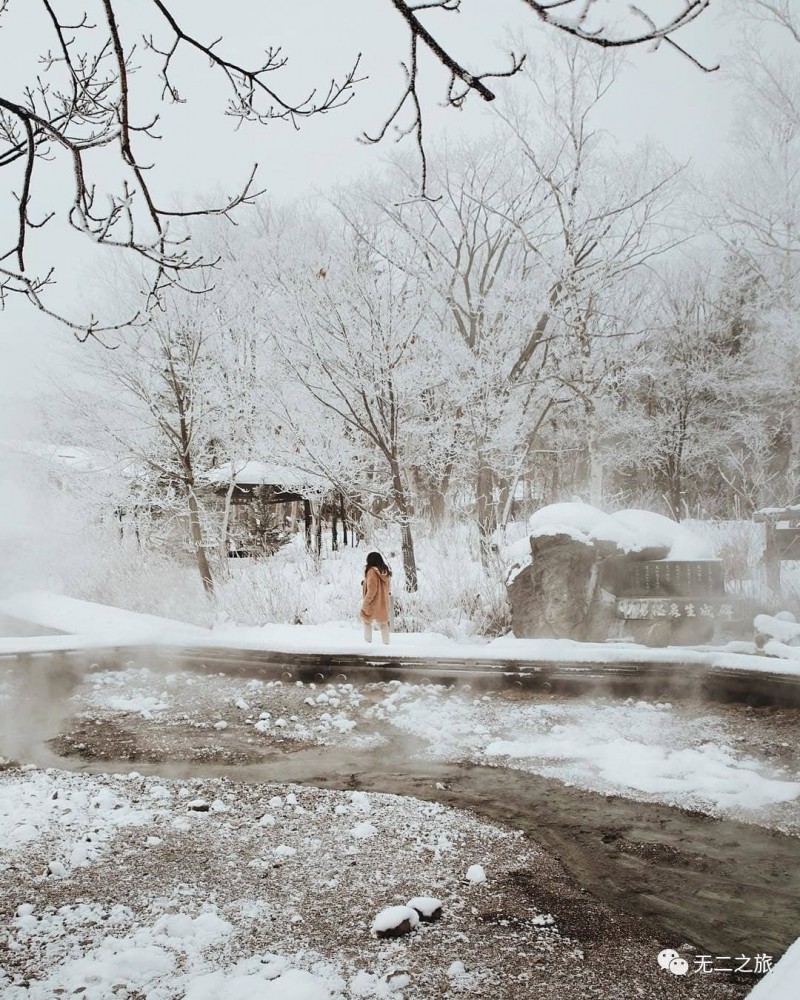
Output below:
[755,614,800,647]
[348,821,377,839]
[608,509,715,560]
[528,502,641,553]
[465,864,487,884]
[184,967,332,1000]
[153,911,232,943]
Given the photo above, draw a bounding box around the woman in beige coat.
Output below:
[360,551,392,644]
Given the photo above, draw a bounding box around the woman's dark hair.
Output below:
[365,551,391,576]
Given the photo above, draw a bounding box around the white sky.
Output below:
[0,0,765,438]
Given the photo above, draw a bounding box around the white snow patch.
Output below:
[745,936,800,999]
[349,821,378,839]
[466,864,486,884]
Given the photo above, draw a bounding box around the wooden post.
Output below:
[764,520,781,594]
[304,499,312,550]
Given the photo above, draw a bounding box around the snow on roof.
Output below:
[203,461,328,491]
[753,504,800,521]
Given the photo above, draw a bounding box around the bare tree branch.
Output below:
[0,0,713,334]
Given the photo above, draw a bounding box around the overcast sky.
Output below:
[0,1,767,438]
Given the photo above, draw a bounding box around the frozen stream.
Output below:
[2,659,800,960]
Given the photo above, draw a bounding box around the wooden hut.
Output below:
[204,461,358,557]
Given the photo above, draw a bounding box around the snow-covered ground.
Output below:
[3,591,800,680]
[1,593,797,997]
[0,767,549,999]
[0,765,750,1000]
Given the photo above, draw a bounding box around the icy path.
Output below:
[2,590,800,679]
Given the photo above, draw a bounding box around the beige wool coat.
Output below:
[360,567,391,624]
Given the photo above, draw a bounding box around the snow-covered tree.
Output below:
[269,226,439,590]
[498,41,686,505]
[356,139,558,553]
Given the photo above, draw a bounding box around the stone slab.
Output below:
[602,559,725,598]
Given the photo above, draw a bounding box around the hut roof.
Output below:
[202,461,328,493]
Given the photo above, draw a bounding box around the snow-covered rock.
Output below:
[755,613,800,649]
[407,896,442,921]
[385,969,412,991]
[508,502,715,583]
[529,502,642,555]
[11,822,39,843]
[371,905,420,938]
[349,791,372,814]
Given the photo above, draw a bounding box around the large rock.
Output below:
[505,504,725,644]
[507,532,599,640]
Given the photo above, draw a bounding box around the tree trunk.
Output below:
[476,454,497,566]
[315,505,323,556]
[390,464,418,591]
[667,471,683,523]
[340,493,348,546]
[764,521,782,594]
[219,479,236,565]
[429,488,447,527]
[790,408,800,476]
[186,484,214,596]
[586,415,604,507]
[400,522,418,592]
